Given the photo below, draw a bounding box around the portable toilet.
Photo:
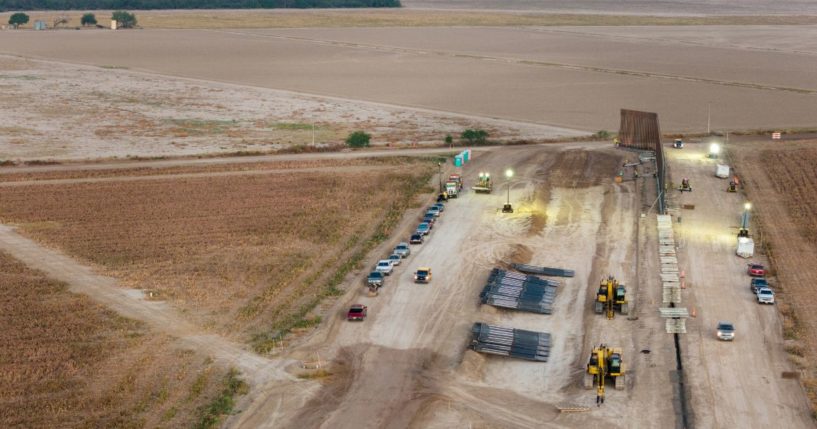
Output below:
[463,149,470,162]
[34,20,46,30]
[454,155,463,167]
[111,20,118,30]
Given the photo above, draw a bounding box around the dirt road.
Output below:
[0,164,398,187]
[666,144,812,428]
[0,224,293,386]
[0,146,477,174]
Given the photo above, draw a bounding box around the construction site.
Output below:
[2,3,817,428]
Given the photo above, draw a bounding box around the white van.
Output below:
[715,164,730,179]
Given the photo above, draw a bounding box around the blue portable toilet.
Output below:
[454,155,463,167]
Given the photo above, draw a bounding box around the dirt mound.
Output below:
[458,350,487,382]
[509,243,533,265]
[548,149,625,188]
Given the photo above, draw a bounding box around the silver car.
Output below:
[376,260,394,276]
[716,321,735,341]
[756,288,775,304]
[394,243,410,258]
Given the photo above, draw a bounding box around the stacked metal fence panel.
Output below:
[480,268,559,314]
[470,323,551,362]
[511,263,575,278]
[657,214,688,334]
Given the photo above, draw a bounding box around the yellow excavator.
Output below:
[594,276,628,319]
[583,344,626,405]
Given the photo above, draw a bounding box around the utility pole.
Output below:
[438,162,443,192]
[707,103,711,135]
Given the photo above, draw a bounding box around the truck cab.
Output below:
[445,181,459,198]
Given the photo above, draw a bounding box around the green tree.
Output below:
[460,129,489,145]
[111,10,136,28]
[81,13,97,26]
[8,12,29,29]
[345,131,371,148]
[444,134,453,147]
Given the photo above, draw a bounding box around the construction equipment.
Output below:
[727,181,737,192]
[583,344,626,405]
[678,177,692,192]
[448,174,463,190]
[594,276,628,319]
[445,181,459,198]
[472,172,493,193]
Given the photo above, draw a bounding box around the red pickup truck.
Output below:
[347,304,368,321]
[747,263,766,277]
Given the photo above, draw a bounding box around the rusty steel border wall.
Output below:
[619,109,666,213]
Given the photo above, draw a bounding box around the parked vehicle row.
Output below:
[746,263,774,305]
[716,263,773,340]
[350,200,448,321]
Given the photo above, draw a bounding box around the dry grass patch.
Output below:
[0,251,230,428]
[0,159,436,346]
[0,157,388,182]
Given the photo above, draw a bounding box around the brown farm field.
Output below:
[0,250,234,429]
[0,54,575,161]
[4,9,817,30]
[1,25,815,136]
[731,140,817,411]
[0,158,436,352]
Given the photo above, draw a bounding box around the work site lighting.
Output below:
[739,202,751,237]
[708,143,720,158]
[502,168,514,213]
